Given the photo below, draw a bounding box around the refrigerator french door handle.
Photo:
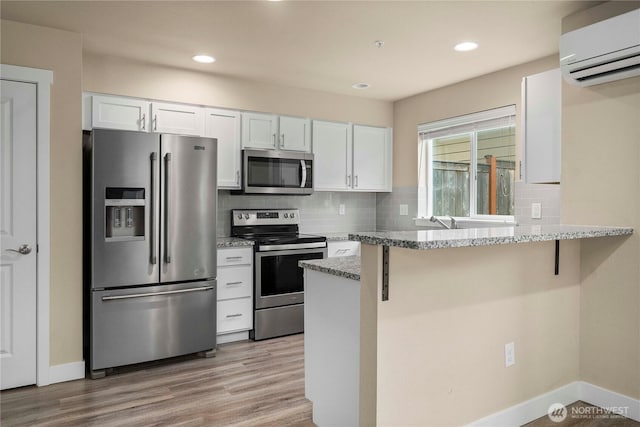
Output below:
[300,160,307,188]
[150,152,157,265]
[164,152,172,264]
[101,286,214,301]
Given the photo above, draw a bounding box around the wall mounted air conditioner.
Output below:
[560,8,640,87]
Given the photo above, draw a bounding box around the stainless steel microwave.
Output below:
[240,149,314,195]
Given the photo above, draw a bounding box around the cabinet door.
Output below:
[312,121,352,191]
[92,95,150,132]
[151,102,204,136]
[279,116,311,152]
[241,112,278,150]
[522,68,561,183]
[352,125,392,192]
[205,108,241,189]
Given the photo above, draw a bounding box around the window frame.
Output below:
[417,105,516,223]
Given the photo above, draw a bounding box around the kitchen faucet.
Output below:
[430,216,456,229]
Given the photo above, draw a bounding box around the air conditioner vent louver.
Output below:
[560,8,640,87]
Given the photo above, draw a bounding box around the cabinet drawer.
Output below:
[218,265,252,300]
[217,297,253,334]
[217,248,253,267]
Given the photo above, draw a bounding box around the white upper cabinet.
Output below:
[313,121,392,192]
[204,108,242,190]
[241,112,278,150]
[352,125,392,192]
[522,68,561,184]
[279,116,311,152]
[313,120,352,191]
[151,102,204,136]
[91,95,150,132]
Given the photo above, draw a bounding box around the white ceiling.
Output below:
[1,1,596,101]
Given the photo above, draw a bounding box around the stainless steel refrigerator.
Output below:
[83,129,217,379]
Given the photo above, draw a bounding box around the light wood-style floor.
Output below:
[0,334,313,426]
[2,334,639,426]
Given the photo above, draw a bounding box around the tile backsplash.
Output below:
[377,183,562,230]
[218,182,561,236]
[217,191,376,236]
[513,182,561,225]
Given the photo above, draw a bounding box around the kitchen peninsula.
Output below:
[301,224,633,426]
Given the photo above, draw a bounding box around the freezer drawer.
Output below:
[90,281,216,372]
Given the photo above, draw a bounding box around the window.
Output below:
[418,105,516,219]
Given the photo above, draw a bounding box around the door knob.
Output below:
[6,244,32,255]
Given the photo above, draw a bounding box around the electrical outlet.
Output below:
[531,203,542,219]
[399,204,408,216]
[339,204,346,215]
[505,342,515,367]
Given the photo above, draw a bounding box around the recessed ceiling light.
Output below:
[374,40,385,48]
[454,42,478,52]
[192,55,216,64]
[352,83,370,90]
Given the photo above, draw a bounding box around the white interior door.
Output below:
[0,80,38,390]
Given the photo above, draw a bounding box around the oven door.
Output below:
[255,247,326,309]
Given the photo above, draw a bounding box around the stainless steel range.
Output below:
[231,209,327,340]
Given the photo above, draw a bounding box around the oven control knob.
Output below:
[284,213,289,218]
[237,214,242,219]
[290,213,295,218]
[244,214,250,219]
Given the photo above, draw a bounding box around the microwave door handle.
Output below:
[300,160,307,188]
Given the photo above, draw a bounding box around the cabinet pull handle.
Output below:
[236,170,240,184]
[153,114,158,131]
[225,281,243,286]
[226,313,243,318]
[141,113,146,131]
[281,134,285,148]
[355,175,359,187]
[272,133,276,147]
[347,175,351,187]
[225,256,242,260]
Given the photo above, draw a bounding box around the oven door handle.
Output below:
[300,160,307,188]
[258,242,327,252]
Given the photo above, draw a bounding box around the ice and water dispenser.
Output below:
[104,187,145,241]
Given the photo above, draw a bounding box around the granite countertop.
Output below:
[348,224,633,250]
[315,232,373,242]
[217,237,254,248]
[300,256,361,281]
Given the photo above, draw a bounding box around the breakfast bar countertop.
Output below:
[300,256,360,281]
[347,224,633,250]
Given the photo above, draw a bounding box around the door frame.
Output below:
[1,64,52,386]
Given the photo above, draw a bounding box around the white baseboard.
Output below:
[48,361,85,384]
[579,382,640,422]
[466,382,580,427]
[466,381,640,426]
[217,331,249,344]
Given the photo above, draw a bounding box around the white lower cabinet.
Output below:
[217,247,253,342]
